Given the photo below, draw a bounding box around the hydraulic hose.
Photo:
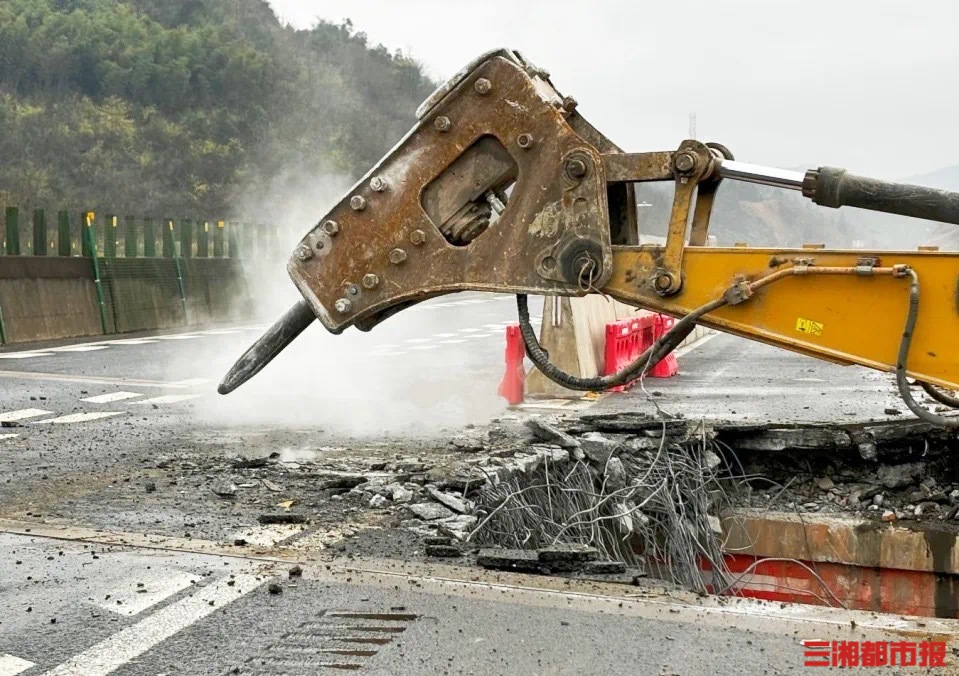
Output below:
[516,294,725,391]
[920,381,959,409]
[894,269,959,426]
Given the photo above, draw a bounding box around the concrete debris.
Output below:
[369,494,388,509]
[877,463,922,490]
[425,544,462,557]
[578,432,623,464]
[477,548,541,572]
[389,484,414,503]
[816,476,835,491]
[538,544,599,563]
[477,545,624,576]
[261,479,282,492]
[525,418,581,449]
[881,509,897,522]
[257,513,308,525]
[408,503,454,521]
[582,560,627,575]
[144,480,157,493]
[425,486,470,514]
[211,481,237,498]
[233,457,269,469]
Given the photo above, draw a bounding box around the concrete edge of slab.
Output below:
[723,508,959,575]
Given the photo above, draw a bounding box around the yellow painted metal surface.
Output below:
[604,247,959,390]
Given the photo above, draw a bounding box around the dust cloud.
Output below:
[167,171,508,438]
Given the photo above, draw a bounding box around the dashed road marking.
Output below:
[439,339,467,345]
[409,344,439,350]
[104,338,158,345]
[93,569,200,616]
[0,654,35,676]
[134,394,202,405]
[0,409,53,422]
[41,572,264,676]
[81,392,144,404]
[433,333,458,338]
[34,412,125,424]
[404,338,432,344]
[48,345,110,353]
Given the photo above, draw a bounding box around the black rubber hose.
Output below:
[516,294,726,391]
[894,269,959,426]
[920,381,959,409]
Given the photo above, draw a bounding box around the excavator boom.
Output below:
[220,48,959,425]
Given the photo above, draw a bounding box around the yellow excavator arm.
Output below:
[219,48,959,425]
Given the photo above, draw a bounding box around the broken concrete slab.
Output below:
[582,560,627,575]
[525,418,581,449]
[538,544,599,564]
[425,544,462,557]
[408,502,454,521]
[477,548,541,572]
[425,486,469,514]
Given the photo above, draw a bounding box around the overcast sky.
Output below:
[267,0,958,180]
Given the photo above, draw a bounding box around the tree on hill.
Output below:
[0,0,435,219]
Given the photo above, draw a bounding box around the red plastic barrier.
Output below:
[498,324,525,405]
[649,314,678,378]
[602,315,655,391]
[602,312,678,389]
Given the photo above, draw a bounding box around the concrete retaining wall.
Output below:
[0,258,104,343]
[0,256,254,344]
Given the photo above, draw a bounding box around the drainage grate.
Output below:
[242,610,417,674]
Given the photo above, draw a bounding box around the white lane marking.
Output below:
[104,339,157,345]
[48,345,110,353]
[459,328,482,333]
[439,339,467,345]
[167,378,211,387]
[81,392,144,404]
[134,394,202,405]
[433,333,458,338]
[231,525,305,547]
[0,654,35,676]
[0,434,19,440]
[795,377,827,383]
[34,412,125,424]
[0,409,53,422]
[154,335,199,341]
[370,351,407,357]
[93,569,200,616]
[404,338,432,344]
[409,344,439,350]
[0,352,54,359]
[42,572,264,676]
[197,329,241,335]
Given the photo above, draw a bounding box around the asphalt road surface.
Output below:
[1,293,955,675]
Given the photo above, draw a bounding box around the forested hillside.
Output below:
[0,0,435,217]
